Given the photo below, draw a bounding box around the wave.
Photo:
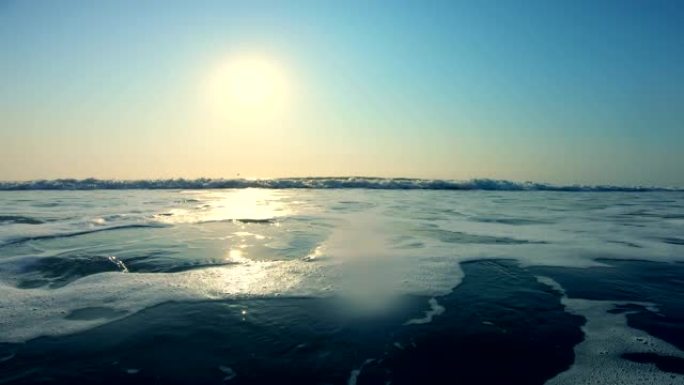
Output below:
[0,177,680,192]
[0,223,166,247]
[0,215,45,225]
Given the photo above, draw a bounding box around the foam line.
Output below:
[0,178,679,191]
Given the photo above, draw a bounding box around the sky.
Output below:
[1,0,683,186]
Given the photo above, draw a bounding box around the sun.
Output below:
[225,57,284,107]
[203,54,291,127]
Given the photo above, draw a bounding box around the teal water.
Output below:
[1,189,683,384]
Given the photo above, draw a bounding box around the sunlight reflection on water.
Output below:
[156,189,292,224]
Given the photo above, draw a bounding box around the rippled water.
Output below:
[1,189,683,384]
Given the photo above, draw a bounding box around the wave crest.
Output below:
[0,177,678,192]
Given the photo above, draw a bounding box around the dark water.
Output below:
[0,260,577,384]
[1,259,682,384]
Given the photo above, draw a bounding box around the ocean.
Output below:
[1,179,683,384]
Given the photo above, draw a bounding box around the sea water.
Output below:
[0,182,683,384]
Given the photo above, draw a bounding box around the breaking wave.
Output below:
[0,178,679,192]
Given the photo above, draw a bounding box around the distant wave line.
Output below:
[0,178,680,192]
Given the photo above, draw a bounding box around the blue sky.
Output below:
[1,0,683,185]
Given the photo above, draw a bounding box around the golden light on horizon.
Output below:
[202,54,292,128]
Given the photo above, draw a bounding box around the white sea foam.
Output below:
[347,358,375,385]
[0,260,312,343]
[219,366,237,381]
[537,277,684,385]
[404,298,445,325]
[0,189,683,345]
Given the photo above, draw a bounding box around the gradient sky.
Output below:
[1,0,683,185]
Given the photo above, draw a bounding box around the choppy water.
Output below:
[1,188,683,384]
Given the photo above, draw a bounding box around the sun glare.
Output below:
[203,54,291,127]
